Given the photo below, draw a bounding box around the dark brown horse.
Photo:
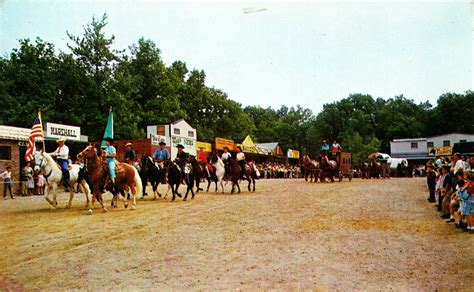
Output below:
[302,154,320,182]
[77,145,142,214]
[358,160,369,179]
[230,158,257,193]
[368,156,382,178]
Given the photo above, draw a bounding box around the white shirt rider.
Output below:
[237,152,245,161]
[221,151,232,161]
[51,144,69,160]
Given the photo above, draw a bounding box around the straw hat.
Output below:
[56,138,66,143]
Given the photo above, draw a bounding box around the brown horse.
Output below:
[320,154,338,182]
[77,145,143,214]
[230,158,257,193]
[368,156,382,179]
[302,154,320,182]
[358,160,369,179]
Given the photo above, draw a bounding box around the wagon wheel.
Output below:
[338,171,343,182]
[348,170,353,181]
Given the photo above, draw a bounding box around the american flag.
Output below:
[25,117,44,162]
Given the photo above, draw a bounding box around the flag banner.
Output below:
[101,109,113,149]
[25,116,44,161]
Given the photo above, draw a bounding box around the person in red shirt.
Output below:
[197,147,211,176]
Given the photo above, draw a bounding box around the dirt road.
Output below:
[0,178,472,290]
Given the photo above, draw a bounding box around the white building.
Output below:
[147,119,197,159]
[390,132,474,160]
[390,138,430,161]
[426,132,474,148]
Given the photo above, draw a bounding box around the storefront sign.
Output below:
[240,135,270,155]
[287,149,300,158]
[150,134,168,146]
[428,146,452,156]
[196,141,212,153]
[171,135,196,159]
[46,122,81,141]
[215,137,235,151]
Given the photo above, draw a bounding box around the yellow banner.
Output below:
[428,146,452,156]
[196,141,212,153]
[292,150,300,159]
[215,137,235,150]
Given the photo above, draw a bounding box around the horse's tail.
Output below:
[133,167,143,197]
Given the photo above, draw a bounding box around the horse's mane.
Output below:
[41,152,61,172]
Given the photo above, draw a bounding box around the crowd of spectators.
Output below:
[425,153,473,234]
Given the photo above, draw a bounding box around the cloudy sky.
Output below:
[1,0,471,113]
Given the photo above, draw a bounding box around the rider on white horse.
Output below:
[49,138,69,188]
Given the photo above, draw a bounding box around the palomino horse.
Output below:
[34,151,91,209]
[230,158,257,193]
[302,154,320,182]
[77,145,142,214]
[140,155,169,200]
[209,155,226,193]
[320,154,338,182]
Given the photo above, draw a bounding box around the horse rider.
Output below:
[197,146,211,177]
[331,139,342,163]
[235,146,246,179]
[174,144,188,180]
[124,142,136,165]
[49,137,70,188]
[221,146,232,177]
[321,139,330,156]
[153,141,170,170]
[104,137,117,189]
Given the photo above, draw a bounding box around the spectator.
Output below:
[37,170,44,196]
[1,166,14,200]
[426,163,437,203]
[25,164,35,196]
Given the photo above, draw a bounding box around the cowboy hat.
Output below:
[125,142,133,147]
[223,146,229,150]
[159,141,166,146]
[104,137,113,143]
[176,144,185,149]
[56,138,66,143]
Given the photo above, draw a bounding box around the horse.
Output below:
[358,160,369,179]
[302,154,320,182]
[77,145,142,214]
[165,160,184,201]
[140,155,169,200]
[368,156,382,179]
[209,154,226,193]
[189,156,208,193]
[182,160,196,201]
[320,154,338,182]
[229,158,257,193]
[34,151,92,209]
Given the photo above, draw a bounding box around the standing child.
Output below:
[1,166,14,200]
[25,164,35,196]
[457,171,473,233]
[37,170,44,196]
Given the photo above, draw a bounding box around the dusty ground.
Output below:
[0,178,472,291]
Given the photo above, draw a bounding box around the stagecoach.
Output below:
[337,152,353,181]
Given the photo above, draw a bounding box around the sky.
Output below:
[1,0,472,114]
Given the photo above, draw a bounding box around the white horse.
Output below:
[34,151,91,209]
[210,156,226,193]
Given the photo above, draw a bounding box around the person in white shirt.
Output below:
[221,146,232,161]
[235,146,246,179]
[452,153,464,176]
[1,166,14,199]
[50,138,70,187]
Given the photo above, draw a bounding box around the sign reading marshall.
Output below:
[46,122,81,141]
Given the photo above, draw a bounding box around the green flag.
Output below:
[101,108,113,149]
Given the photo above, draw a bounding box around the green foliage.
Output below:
[0,14,472,163]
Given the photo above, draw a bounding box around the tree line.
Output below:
[1,14,473,163]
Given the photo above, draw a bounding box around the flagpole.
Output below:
[38,110,45,151]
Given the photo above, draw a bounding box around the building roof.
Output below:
[255,142,279,151]
[426,132,474,140]
[0,125,43,141]
[391,138,427,142]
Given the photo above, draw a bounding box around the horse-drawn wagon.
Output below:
[338,152,353,181]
